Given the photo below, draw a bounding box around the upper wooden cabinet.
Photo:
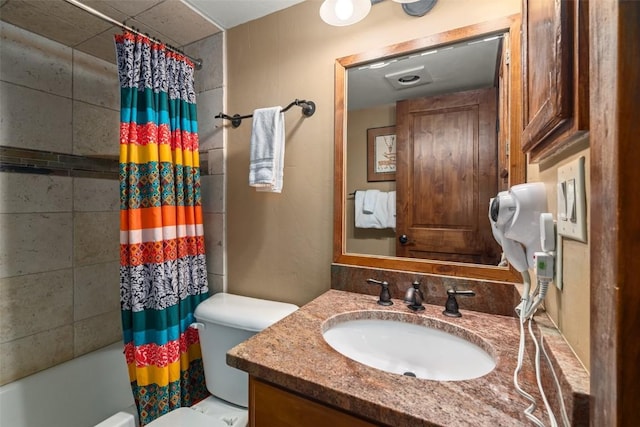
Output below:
[521,0,589,161]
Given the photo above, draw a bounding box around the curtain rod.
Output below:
[62,0,203,70]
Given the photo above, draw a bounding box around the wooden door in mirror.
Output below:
[395,88,502,265]
[521,0,589,161]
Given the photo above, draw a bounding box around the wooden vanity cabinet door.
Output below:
[249,376,379,427]
[521,0,589,160]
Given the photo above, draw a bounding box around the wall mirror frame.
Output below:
[333,15,525,282]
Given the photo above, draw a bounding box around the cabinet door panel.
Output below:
[250,377,379,427]
[521,0,573,152]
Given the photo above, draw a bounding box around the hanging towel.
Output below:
[387,191,396,229]
[355,190,396,229]
[249,106,285,193]
[362,189,380,214]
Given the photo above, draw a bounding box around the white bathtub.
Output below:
[0,342,137,427]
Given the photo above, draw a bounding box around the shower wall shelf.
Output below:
[215,99,316,128]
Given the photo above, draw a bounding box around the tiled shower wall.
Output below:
[0,21,224,385]
[185,31,225,296]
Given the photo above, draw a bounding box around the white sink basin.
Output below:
[322,315,495,381]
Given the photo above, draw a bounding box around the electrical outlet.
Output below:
[557,156,587,242]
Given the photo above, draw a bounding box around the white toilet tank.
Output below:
[193,293,298,407]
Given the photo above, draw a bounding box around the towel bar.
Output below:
[215,99,316,128]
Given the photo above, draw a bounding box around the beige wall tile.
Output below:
[87,0,163,17]
[72,50,119,110]
[207,148,224,175]
[196,88,223,151]
[74,211,119,266]
[0,270,73,343]
[200,174,224,214]
[207,273,223,295]
[133,0,220,46]
[73,310,122,357]
[120,17,181,46]
[203,212,224,276]
[74,28,119,65]
[0,21,72,97]
[183,32,223,93]
[0,173,72,214]
[0,213,73,278]
[74,261,120,321]
[0,81,72,153]
[0,325,73,386]
[0,0,111,47]
[74,177,119,212]
[72,101,120,157]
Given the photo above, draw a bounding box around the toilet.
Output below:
[146,293,298,427]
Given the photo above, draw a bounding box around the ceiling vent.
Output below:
[384,65,433,90]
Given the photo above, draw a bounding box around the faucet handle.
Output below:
[446,288,475,297]
[443,288,475,317]
[366,278,393,306]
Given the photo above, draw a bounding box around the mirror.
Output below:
[333,16,524,282]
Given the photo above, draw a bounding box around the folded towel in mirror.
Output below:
[355,190,396,229]
[362,189,380,214]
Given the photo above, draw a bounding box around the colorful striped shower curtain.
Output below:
[115,32,209,425]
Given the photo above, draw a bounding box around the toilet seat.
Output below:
[146,407,245,427]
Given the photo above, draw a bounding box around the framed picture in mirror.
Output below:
[367,125,396,182]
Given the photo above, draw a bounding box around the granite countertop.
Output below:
[227,289,551,426]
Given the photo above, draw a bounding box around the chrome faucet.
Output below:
[404,281,425,311]
[366,278,393,306]
[443,288,476,317]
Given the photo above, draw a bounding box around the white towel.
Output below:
[362,189,379,214]
[355,190,396,229]
[249,106,285,193]
[387,191,396,229]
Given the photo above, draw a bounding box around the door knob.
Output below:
[399,234,409,244]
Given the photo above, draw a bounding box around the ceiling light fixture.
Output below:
[319,0,371,26]
[320,0,436,26]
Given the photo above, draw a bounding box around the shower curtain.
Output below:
[115,31,209,425]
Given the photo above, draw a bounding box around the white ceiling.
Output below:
[0,0,302,63]
[183,0,304,30]
[348,36,502,111]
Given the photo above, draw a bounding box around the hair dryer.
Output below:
[488,182,547,272]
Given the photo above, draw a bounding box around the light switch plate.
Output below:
[557,156,587,242]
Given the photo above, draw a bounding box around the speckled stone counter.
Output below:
[227,290,587,426]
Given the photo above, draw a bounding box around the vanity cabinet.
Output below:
[521,0,589,160]
[249,376,379,427]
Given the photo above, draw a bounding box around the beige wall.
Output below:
[226,0,520,304]
[528,139,591,369]
[346,105,396,256]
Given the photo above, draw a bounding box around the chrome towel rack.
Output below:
[215,99,316,128]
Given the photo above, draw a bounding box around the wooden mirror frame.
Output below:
[333,15,525,282]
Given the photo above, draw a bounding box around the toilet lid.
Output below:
[194,293,298,332]
[147,408,242,427]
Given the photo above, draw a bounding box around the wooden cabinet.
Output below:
[521,0,589,160]
[249,376,380,427]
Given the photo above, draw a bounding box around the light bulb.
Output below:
[334,0,354,21]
